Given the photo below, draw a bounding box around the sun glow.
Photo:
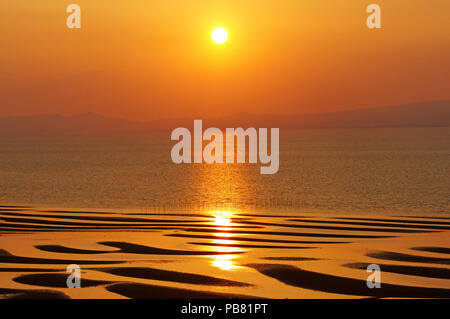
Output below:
[211,210,233,227]
[206,210,243,270]
[211,27,228,44]
[211,254,239,271]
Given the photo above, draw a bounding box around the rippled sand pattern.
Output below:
[0,206,449,299]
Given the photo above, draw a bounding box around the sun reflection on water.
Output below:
[212,210,233,227]
[208,210,243,271]
[211,254,239,271]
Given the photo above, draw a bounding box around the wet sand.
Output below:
[0,206,449,299]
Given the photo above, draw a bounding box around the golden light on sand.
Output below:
[211,210,233,227]
[211,254,239,271]
[211,27,228,44]
[207,210,242,270]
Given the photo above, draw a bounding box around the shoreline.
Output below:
[0,205,449,299]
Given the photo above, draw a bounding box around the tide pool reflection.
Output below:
[211,254,239,271]
[209,210,243,271]
[212,210,233,227]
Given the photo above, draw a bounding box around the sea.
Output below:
[0,127,449,216]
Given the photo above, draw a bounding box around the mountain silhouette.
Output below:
[1,100,449,137]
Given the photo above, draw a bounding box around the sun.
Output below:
[211,28,228,44]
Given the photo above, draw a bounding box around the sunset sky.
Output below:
[1,0,449,120]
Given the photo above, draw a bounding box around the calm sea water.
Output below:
[0,128,449,215]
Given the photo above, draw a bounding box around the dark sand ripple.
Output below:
[261,257,320,261]
[345,263,450,280]
[398,216,450,221]
[240,220,434,233]
[2,212,268,233]
[43,210,116,215]
[288,219,450,231]
[236,213,302,218]
[0,288,69,299]
[0,227,35,232]
[181,228,394,239]
[338,217,450,226]
[0,223,75,230]
[107,283,258,299]
[0,267,62,273]
[35,245,116,255]
[0,215,243,228]
[367,251,450,265]
[99,241,244,255]
[166,233,349,244]
[246,264,450,298]
[13,273,113,288]
[99,267,251,287]
[2,211,206,224]
[188,242,316,249]
[129,213,212,218]
[0,249,123,265]
[411,247,450,255]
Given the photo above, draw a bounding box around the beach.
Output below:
[1,205,449,299]
[2,0,449,305]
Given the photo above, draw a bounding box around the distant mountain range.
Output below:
[1,100,449,137]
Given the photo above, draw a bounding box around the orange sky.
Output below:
[1,0,449,120]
